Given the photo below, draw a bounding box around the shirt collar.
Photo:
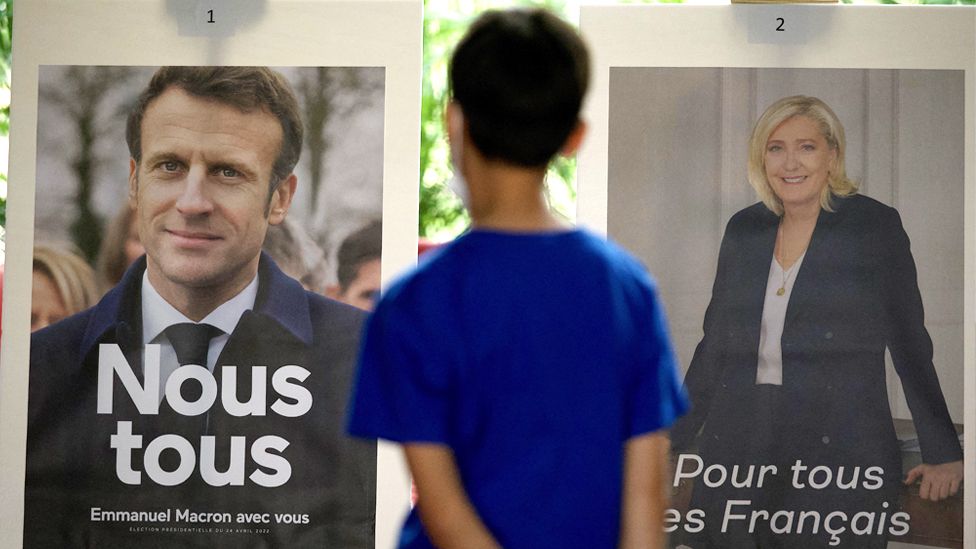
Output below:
[140,269,259,344]
[79,252,313,356]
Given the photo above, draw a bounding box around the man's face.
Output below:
[129,87,295,300]
[340,258,381,311]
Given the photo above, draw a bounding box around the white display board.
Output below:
[579,5,974,548]
[1,1,421,547]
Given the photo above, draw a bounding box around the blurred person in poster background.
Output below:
[263,216,331,295]
[96,205,145,291]
[31,243,99,332]
[327,219,381,311]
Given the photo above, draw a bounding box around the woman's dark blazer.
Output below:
[670,193,962,481]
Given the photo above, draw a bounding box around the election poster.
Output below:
[27,64,382,548]
[0,2,421,548]
[579,6,974,548]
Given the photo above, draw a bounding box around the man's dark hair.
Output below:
[126,66,304,193]
[449,9,589,168]
[336,220,382,292]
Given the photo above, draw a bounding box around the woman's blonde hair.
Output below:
[33,243,101,316]
[746,95,858,216]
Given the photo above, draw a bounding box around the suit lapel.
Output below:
[784,200,850,326]
[740,210,779,359]
[210,311,307,432]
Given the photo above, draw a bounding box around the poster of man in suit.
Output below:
[25,64,384,548]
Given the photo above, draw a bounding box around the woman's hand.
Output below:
[904,460,963,501]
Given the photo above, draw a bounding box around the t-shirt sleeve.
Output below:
[347,295,453,444]
[626,278,690,439]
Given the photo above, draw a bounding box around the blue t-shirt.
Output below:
[349,228,688,549]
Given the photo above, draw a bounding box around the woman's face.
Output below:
[31,269,67,332]
[764,115,837,213]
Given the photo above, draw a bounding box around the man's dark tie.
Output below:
[165,322,222,368]
[158,322,222,461]
[157,323,222,480]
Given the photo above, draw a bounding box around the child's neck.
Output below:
[467,161,570,233]
[473,210,566,232]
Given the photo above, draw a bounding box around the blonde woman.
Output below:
[32,244,100,331]
[670,96,962,548]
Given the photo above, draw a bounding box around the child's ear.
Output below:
[560,120,587,157]
[445,101,464,144]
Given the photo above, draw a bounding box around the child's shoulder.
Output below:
[369,236,470,318]
[571,228,661,290]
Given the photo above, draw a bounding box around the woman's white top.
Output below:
[756,252,806,385]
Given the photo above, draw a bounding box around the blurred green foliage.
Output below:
[0,0,9,231]
[419,6,467,238]
[418,0,578,240]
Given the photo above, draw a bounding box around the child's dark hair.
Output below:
[449,9,589,168]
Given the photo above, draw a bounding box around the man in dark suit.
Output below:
[25,66,375,548]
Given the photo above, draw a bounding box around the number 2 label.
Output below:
[775,17,785,32]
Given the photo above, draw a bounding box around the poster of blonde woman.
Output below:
[0,2,422,548]
[579,6,973,548]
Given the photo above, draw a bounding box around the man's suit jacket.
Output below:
[671,194,962,481]
[25,254,375,548]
